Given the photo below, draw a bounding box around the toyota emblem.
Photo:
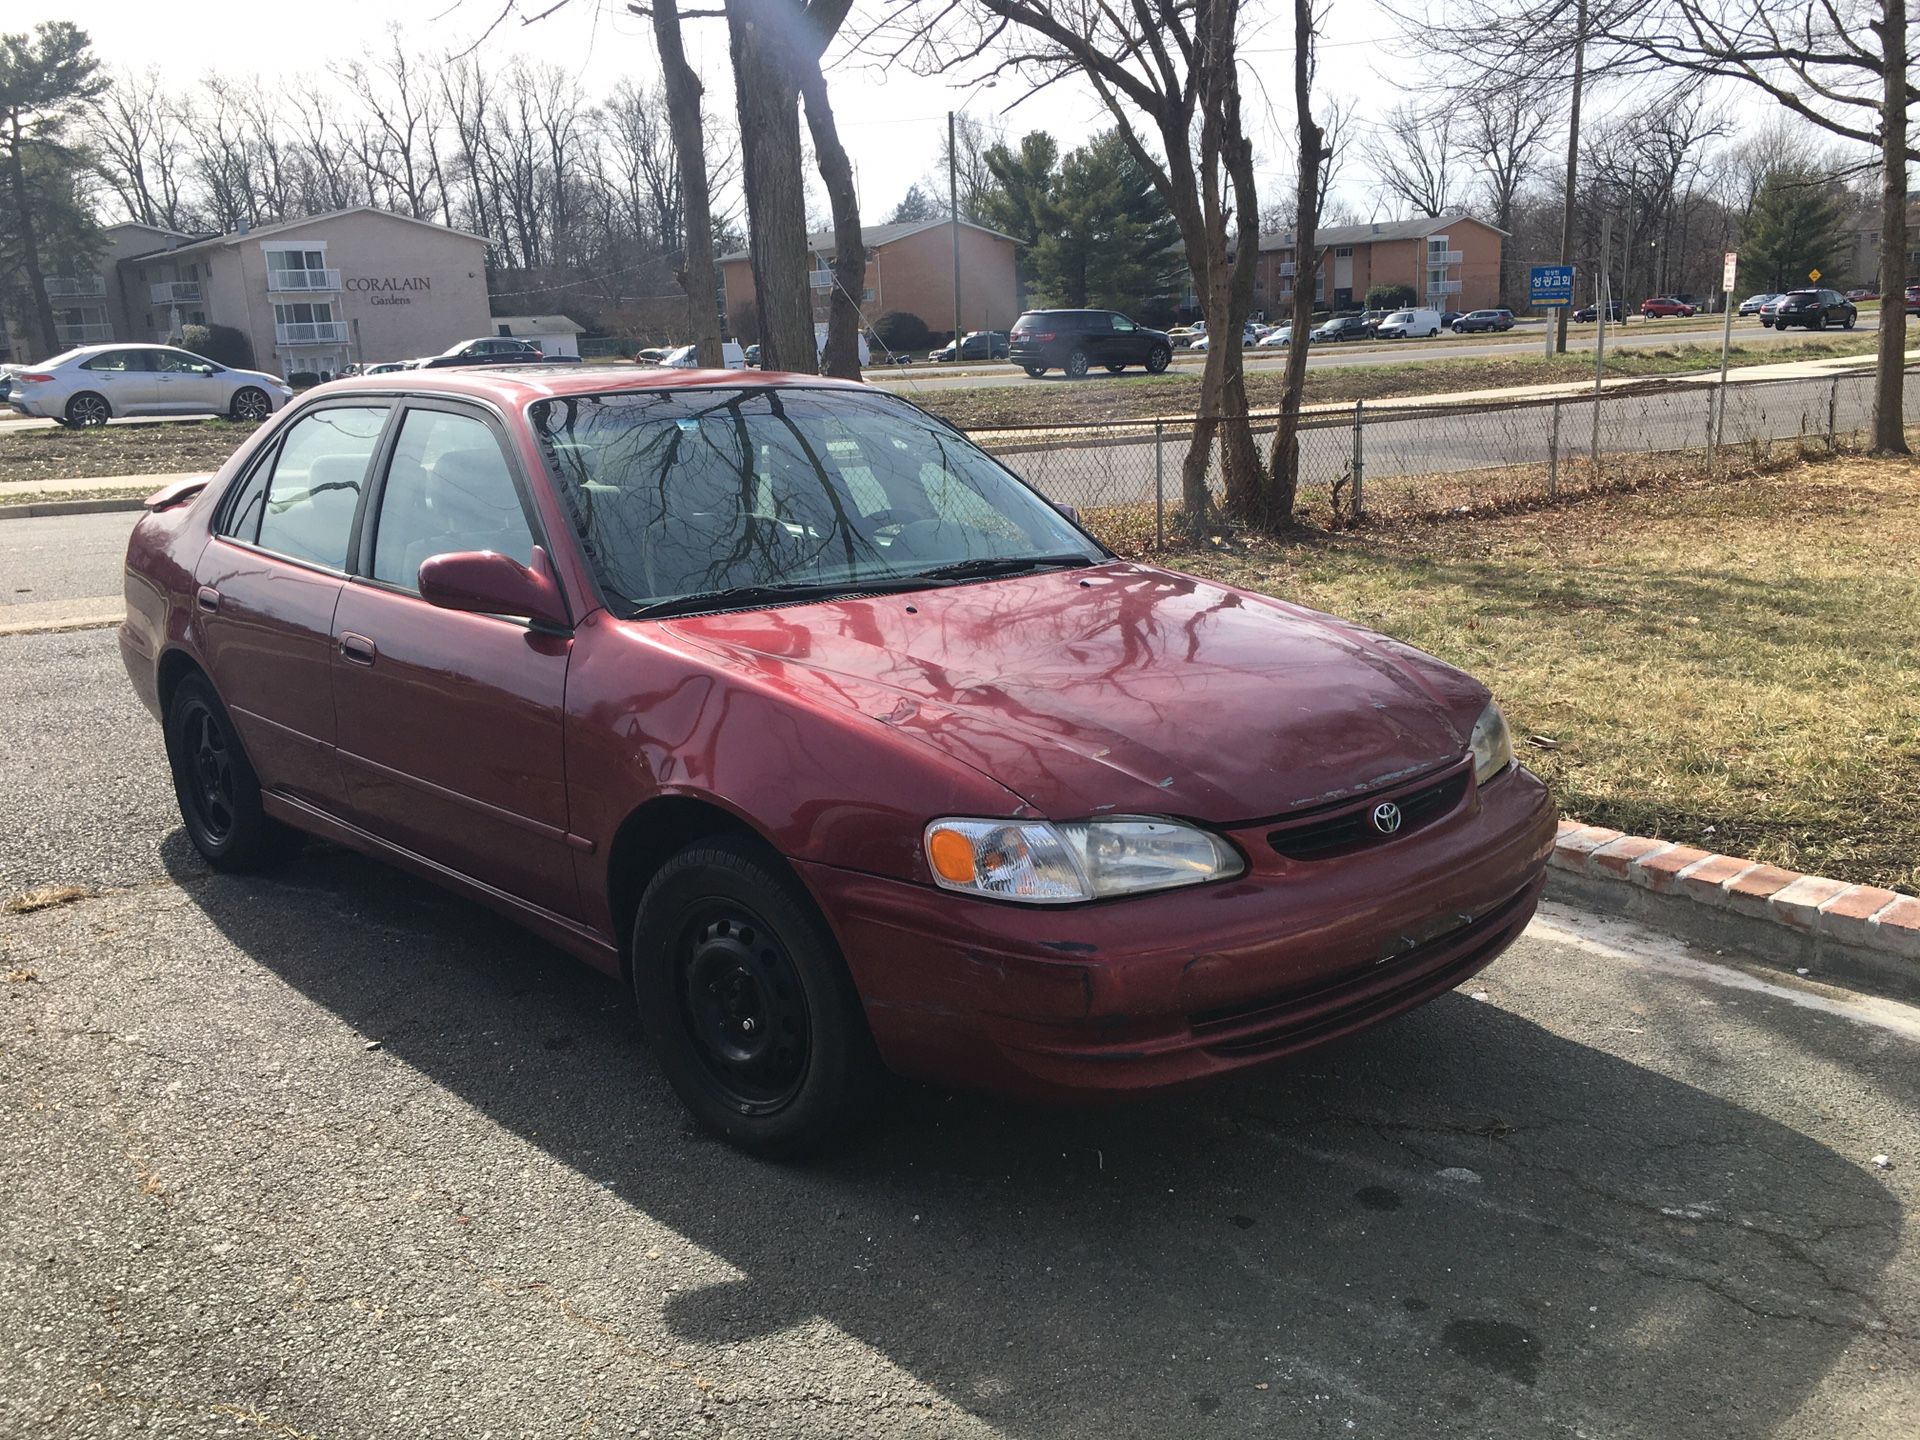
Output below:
[1370,801,1403,835]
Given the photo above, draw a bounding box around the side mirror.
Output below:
[418,545,570,630]
[1052,501,1083,525]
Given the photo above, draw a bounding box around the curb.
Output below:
[1547,820,1920,1002]
[0,496,147,521]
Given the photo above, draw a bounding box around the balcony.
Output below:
[46,275,104,298]
[150,280,202,305]
[1427,279,1464,296]
[275,321,349,345]
[267,267,342,293]
[1278,261,1297,278]
[55,322,114,345]
[1427,249,1465,266]
[806,271,834,290]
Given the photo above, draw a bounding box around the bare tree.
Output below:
[878,0,1275,526]
[336,31,448,221]
[1362,101,1460,217]
[1606,0,1912,450]
[644,1,726,367]
[86,68,188,228]
[1270,0,1325,525]
[1461,86,1554,304]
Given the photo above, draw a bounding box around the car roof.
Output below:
[308,364,870,406]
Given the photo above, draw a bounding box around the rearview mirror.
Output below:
[417,545,570,630]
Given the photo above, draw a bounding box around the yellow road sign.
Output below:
[1810,268,1822,282]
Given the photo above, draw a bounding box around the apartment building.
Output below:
[719,219,1021,340]
[19,207,493,376]
[1253,214,1506,315]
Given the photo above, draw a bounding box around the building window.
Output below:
[1335,246,1354,258]
[267,247,327,276]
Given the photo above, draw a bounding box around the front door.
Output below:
[330,402,578,916]
[150,348,225,413]
[195,402,392,810]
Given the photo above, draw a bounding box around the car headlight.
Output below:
[1471,701,1514,785]
[923,816,1244,904]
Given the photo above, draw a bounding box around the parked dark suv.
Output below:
[932,330,1010,363]
[1452,309,1515,334]
[1770,289,1857,331]
[1008,310,1173,378]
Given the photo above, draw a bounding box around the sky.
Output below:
[19,0,1417,224]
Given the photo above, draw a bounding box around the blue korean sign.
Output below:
[1529,264,1575,307]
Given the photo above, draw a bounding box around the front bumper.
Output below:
[797,763,1557,1100]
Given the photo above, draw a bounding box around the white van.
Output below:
[660,341,748,369]
[1374,308,1445,339]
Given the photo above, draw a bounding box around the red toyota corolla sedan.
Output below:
[121,367,1556,1153]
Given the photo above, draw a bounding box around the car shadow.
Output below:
[164,840,1902,1435]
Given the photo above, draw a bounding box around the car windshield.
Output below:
[530,385,1106,617]
[1386,312,1413,324]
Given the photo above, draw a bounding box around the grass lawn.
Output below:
[1166,453,1920,894]
[919,335,1878,430]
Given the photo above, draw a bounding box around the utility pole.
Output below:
[1554,0,1587,356]
[949,111,962,350]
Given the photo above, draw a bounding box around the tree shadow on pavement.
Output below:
[166,842,1903,1438]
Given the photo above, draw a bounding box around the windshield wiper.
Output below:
[628,577,937,620]
[909,553,1098,583]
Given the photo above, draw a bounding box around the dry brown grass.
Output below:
[1156,453,1920,894]
[4,884,95,914]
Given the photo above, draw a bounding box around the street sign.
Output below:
[1809,268,1822,282]
[1530,264,1575,307]
[1722,251,1738,292]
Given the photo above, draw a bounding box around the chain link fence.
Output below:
[973,367,1918,550]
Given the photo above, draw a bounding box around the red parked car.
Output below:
[120,368,1556,1154]
[1639,297,1695,319]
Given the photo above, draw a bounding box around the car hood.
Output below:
[661,562,1478,824]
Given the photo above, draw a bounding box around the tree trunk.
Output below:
[1873,0,1909,454]
[652,0,725,369]
[726,0,814,372]
[7,120,59,359]
[797,50,864,380]
[1269,0,1324,528]
[1554,0,1586,356]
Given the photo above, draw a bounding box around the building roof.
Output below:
[492,314,586,334]
[718,217,1021,264]
[126,205,488,262]
[1257,213,1510,252]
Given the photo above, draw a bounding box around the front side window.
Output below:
[371,409,535,590]
[155,349,216,374]
[531,387,1104,616]
[1109,314,1137,332]
[243,406,389,569]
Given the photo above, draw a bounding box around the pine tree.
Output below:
[1743,170,1853,293]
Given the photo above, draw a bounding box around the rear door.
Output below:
[196,402,393,810]
[76,349,160,415]
[330,400,579,915]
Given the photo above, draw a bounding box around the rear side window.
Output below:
[371,409,534,590]
[243,406,389,569]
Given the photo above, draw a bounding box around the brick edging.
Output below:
[1549,820,1920,999]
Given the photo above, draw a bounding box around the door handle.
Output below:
[339,632,377,666]
[195,585,220,614]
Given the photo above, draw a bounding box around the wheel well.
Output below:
[156,649,206,714]
[605,797,778,971]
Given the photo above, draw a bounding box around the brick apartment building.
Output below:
[1251,214,1506,316]
[719,219,1021,341]
[13,207,493,376]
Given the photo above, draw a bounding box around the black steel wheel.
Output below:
[1146,344,1171,373]
[632,838,877,1156]
[1064,348,1090,379]
[164,673,303,870]
[64,392,110,428]
[230,386,272,422]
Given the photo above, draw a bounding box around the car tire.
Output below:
[164,673,303,872]
[1146,345,1170,373]
[1065,349,1090,379]
[1812,313,1826,331]
[1844,312,1857,330]
[230,387,272,422]
[1023,365,1046,378]
[63,391,111,428]
[631,837,877,1158]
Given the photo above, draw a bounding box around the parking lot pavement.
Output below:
[4,614,1920,1438]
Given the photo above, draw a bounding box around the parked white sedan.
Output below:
[6,344,293,427]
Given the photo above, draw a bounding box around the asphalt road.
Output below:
[3,517,1918,1437]
[874,314,1881,395]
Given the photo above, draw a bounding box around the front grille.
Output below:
[1265,764,1470,861]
